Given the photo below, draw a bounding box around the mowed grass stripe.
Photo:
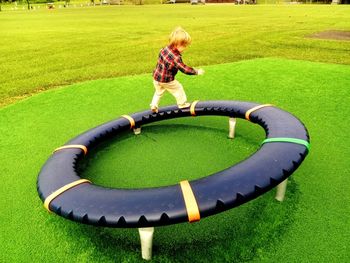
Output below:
[1,5,350,107]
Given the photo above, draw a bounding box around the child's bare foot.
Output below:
[178,102,191,109]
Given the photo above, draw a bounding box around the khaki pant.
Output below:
[150,80,187,108]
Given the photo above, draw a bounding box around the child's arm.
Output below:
[196,68,205,75]
[174,56,197,75]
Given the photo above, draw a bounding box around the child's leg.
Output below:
[150,80,166,110]
[165,80,189,107]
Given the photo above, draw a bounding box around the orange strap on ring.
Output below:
[245,104,273,121]
[121,115,135,129]
[190,100,199,116]
[54,145,88,155]
[44,179,91,212]
[180,180,201,222]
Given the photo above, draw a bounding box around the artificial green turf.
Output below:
[79,118,264,188]
[1,5,350,107]
[1,58,350,262]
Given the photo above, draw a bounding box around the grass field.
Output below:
[1,4,350,263]
[1,58,350,262]
[1,4,350,107]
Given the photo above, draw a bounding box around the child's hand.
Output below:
[197,68,205,75]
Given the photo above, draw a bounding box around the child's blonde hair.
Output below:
[169,27,192,47]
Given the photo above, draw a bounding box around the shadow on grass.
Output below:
[57,179,300,262]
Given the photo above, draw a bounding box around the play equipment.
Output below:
[37,100,310,260]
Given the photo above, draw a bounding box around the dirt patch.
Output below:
[308,30,350,41]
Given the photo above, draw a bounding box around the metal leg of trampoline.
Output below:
[275,179,288,202]
[138,227,154,260]
[228,117,236,139]
[134,127,141,135]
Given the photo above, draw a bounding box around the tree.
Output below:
[26,0,31,10]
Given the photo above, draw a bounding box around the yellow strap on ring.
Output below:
[245,104,273,121]
[121,115,135,129]
[54,145,88,155]
[44,179,91,212]
[190,100,199,116]
[180,180,201,222]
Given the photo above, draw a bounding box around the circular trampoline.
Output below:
[37,100,310,228]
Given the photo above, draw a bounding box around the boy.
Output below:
[150,27,204,113]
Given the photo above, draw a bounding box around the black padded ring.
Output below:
[37,100,310,228]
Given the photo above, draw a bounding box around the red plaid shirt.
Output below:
[153,45,197,83]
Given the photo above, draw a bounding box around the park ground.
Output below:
[0,4,350,262]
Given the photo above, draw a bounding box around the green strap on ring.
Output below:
[262,137,310,152]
